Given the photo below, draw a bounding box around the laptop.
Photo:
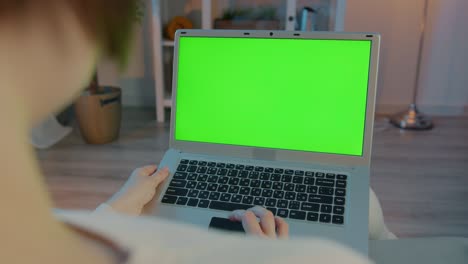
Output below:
[154,29,380,254]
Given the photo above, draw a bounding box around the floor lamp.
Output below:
[390,0,433,130]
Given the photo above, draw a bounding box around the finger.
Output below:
[275,217,289,239]
[247,206,276,238]
[141,165,158,176]
[241,211,265,237]
[151,167,170,185]
[228,210,245,221]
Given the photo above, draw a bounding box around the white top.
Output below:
[56,204,371,264]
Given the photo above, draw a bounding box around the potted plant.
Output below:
[214,6,280,30]
[75,1,145,144]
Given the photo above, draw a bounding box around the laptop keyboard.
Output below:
[161,159,347,225]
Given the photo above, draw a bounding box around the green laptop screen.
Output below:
[175,36,372,156]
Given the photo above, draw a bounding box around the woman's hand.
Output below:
[106,165,169,215]
[229,206,289,239]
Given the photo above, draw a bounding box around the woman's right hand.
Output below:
[229,206,289,239]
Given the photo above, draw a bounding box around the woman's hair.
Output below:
[0,0,141,66]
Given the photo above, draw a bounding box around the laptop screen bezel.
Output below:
[169,30,380,167]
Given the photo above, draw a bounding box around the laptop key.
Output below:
[333,206,345,215]
[231,194,243,203]
[308,195,333,204]
[228,178,239,185]
[196,166,207,174]
[198,191,209,199]
[239,171,249,178]
[260,172,270,180]
[274,168,284,174]
[336,180,347,188]
[285,192,296,200]
[189,160,198,165]
[176,164,187,172]
[207,175,219,183]
[326,173,336,179]
[334,197,346,206]
[187,165,197,173]
[307,186,318,194]
[261,181,272,189]
[176,197,188,205]
[218,176,229,184]
[209,192,220,201]
[249,171,259,179]
[228,186,239,194]
[304,177,315,185]
[294,170,304,176]
[281,175,292,183]
[265,168,274,173]
[289,210,306,220]
[239,187,250,195]
[297,193,308,202]
[207,168,217,175]
[198,199,210,208]
[207,183,218,192]
[271,174,281,181]
[261,189,273,198]
[198,161,207,166]
[254,166,264,172]
[220,193,231,202]
[337,174,348,180]
[265,198,277,207]
[242,196,254,205]
[225,163,235,169]
[165,187,188,197]
[319,214,332,223]
[250,180,261,188]
[209,201,250,212]
[301,202,320,212]
[197,174,208,182]
[253,197,265,206]
[196,182,207,190]
[245,166,254,171]
[316,179,335,187]
[293,176,304,184]
[239,179,250,186]
[305,171,314,177]
[272,182,283,190]
[161,195,177,204]
[187,189,199,198]
[273,190,284,199]
[251,188,262,196]
[217,184,229,192]
[284,169,294,175]
[187,173,198,181]
[277,209,289,218]
[332,215,344,225]
[187,198,199,207]
[235,164,245,170]
[228,169,239,177]
[216,163,226,168]
[180,159,189,164]
[335,188,346,197]
[217,168,228,176]
[321,204,332,213]
[289,201,300,210]
[207,162,216,167]
[284,183,295,191]
[315,172,325,178]
[173,172,188,180]
[319,187,334,196]
[307,212,319,222]
[267,207,277,215]
[278,200,289,208]
[170,179,187,188]
[295,184,306,193]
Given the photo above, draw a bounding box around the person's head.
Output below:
[0,0,139,126]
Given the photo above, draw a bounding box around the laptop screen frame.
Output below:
[169,30,380,167]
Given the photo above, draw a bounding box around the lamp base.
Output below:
[390,104,433,130]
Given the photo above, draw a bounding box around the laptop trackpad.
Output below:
[209,217,245,233]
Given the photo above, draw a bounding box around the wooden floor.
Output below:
[38,108,468,238]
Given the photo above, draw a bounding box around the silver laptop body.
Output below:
[153,29,380,255]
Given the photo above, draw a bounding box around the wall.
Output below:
[345,0,468,115]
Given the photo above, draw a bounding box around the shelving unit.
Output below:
[150,0,346,122]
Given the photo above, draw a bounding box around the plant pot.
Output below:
[75,86,122,144]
